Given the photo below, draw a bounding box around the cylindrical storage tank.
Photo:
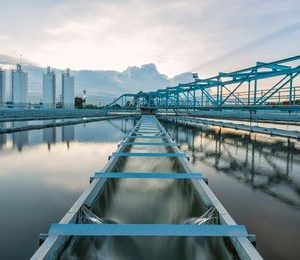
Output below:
[43,66,56,108]
[12,64,28,107]
[0,68,5,105]
[62,68,74,109]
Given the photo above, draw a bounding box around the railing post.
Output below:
[166,90,169,112]
[217,85,220,106]
[247,80,251,106]
[253,77,257,105]
[176,87,179,107]
[193,88,196,112]
[289,74,293,105]
[220,84,223,106]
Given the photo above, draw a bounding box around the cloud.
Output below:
[190,21,300,76]
[0,0,299,77]
[0,55,192,104]
[0,54,37,66]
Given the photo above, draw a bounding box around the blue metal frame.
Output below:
[111,152,186,157]
[94,172,204,179]
[107,55,300,112]
[32,115,262,260]
[120,142,177,146]
[49,224,248,237]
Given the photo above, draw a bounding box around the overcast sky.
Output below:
[0,0,299,77]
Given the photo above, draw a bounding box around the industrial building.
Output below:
[12,64,28,106]
[0,68,5,105]
[42,66,56,108]
[62,68,74,108]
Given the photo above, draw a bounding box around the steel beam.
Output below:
[48,224,248,237]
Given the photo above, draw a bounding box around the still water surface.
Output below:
[0,118,299,259]
[162,121,300,260]
[0,118,134,259]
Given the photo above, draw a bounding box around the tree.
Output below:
[75,97,84,109]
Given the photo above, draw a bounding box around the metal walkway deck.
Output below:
[31,115,262,260]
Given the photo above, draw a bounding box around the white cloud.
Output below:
[0,0,299,77]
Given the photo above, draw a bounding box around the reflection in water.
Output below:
[0,118,134,152]
[62,125,75,149]
[43,121,56,150]
[0,122,6,148]
[12,121,29,151]
[163,122,300,209]
[0,118,135,260]
[108,118,130,134]
[161,121,300,260]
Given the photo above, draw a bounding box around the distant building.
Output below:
[43,66,56,108]
[62,68,74,108]
[0,68,5,105]
[12,64,28,106]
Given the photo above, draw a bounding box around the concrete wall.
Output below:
[159,109,300,123]
[0,108,107,120]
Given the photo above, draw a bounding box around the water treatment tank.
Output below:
[0,68,5,105]
[43,66,56,108]
[62,68,74,108]
[12,64,28,107]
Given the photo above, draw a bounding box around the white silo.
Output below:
[12,64,28,106]
[62,68,74,108]
[43,66,56,108]
[0,68,5,105]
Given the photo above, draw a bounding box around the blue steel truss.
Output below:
[107,55,300,111]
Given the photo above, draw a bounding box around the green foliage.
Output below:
[75,97,85,109]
